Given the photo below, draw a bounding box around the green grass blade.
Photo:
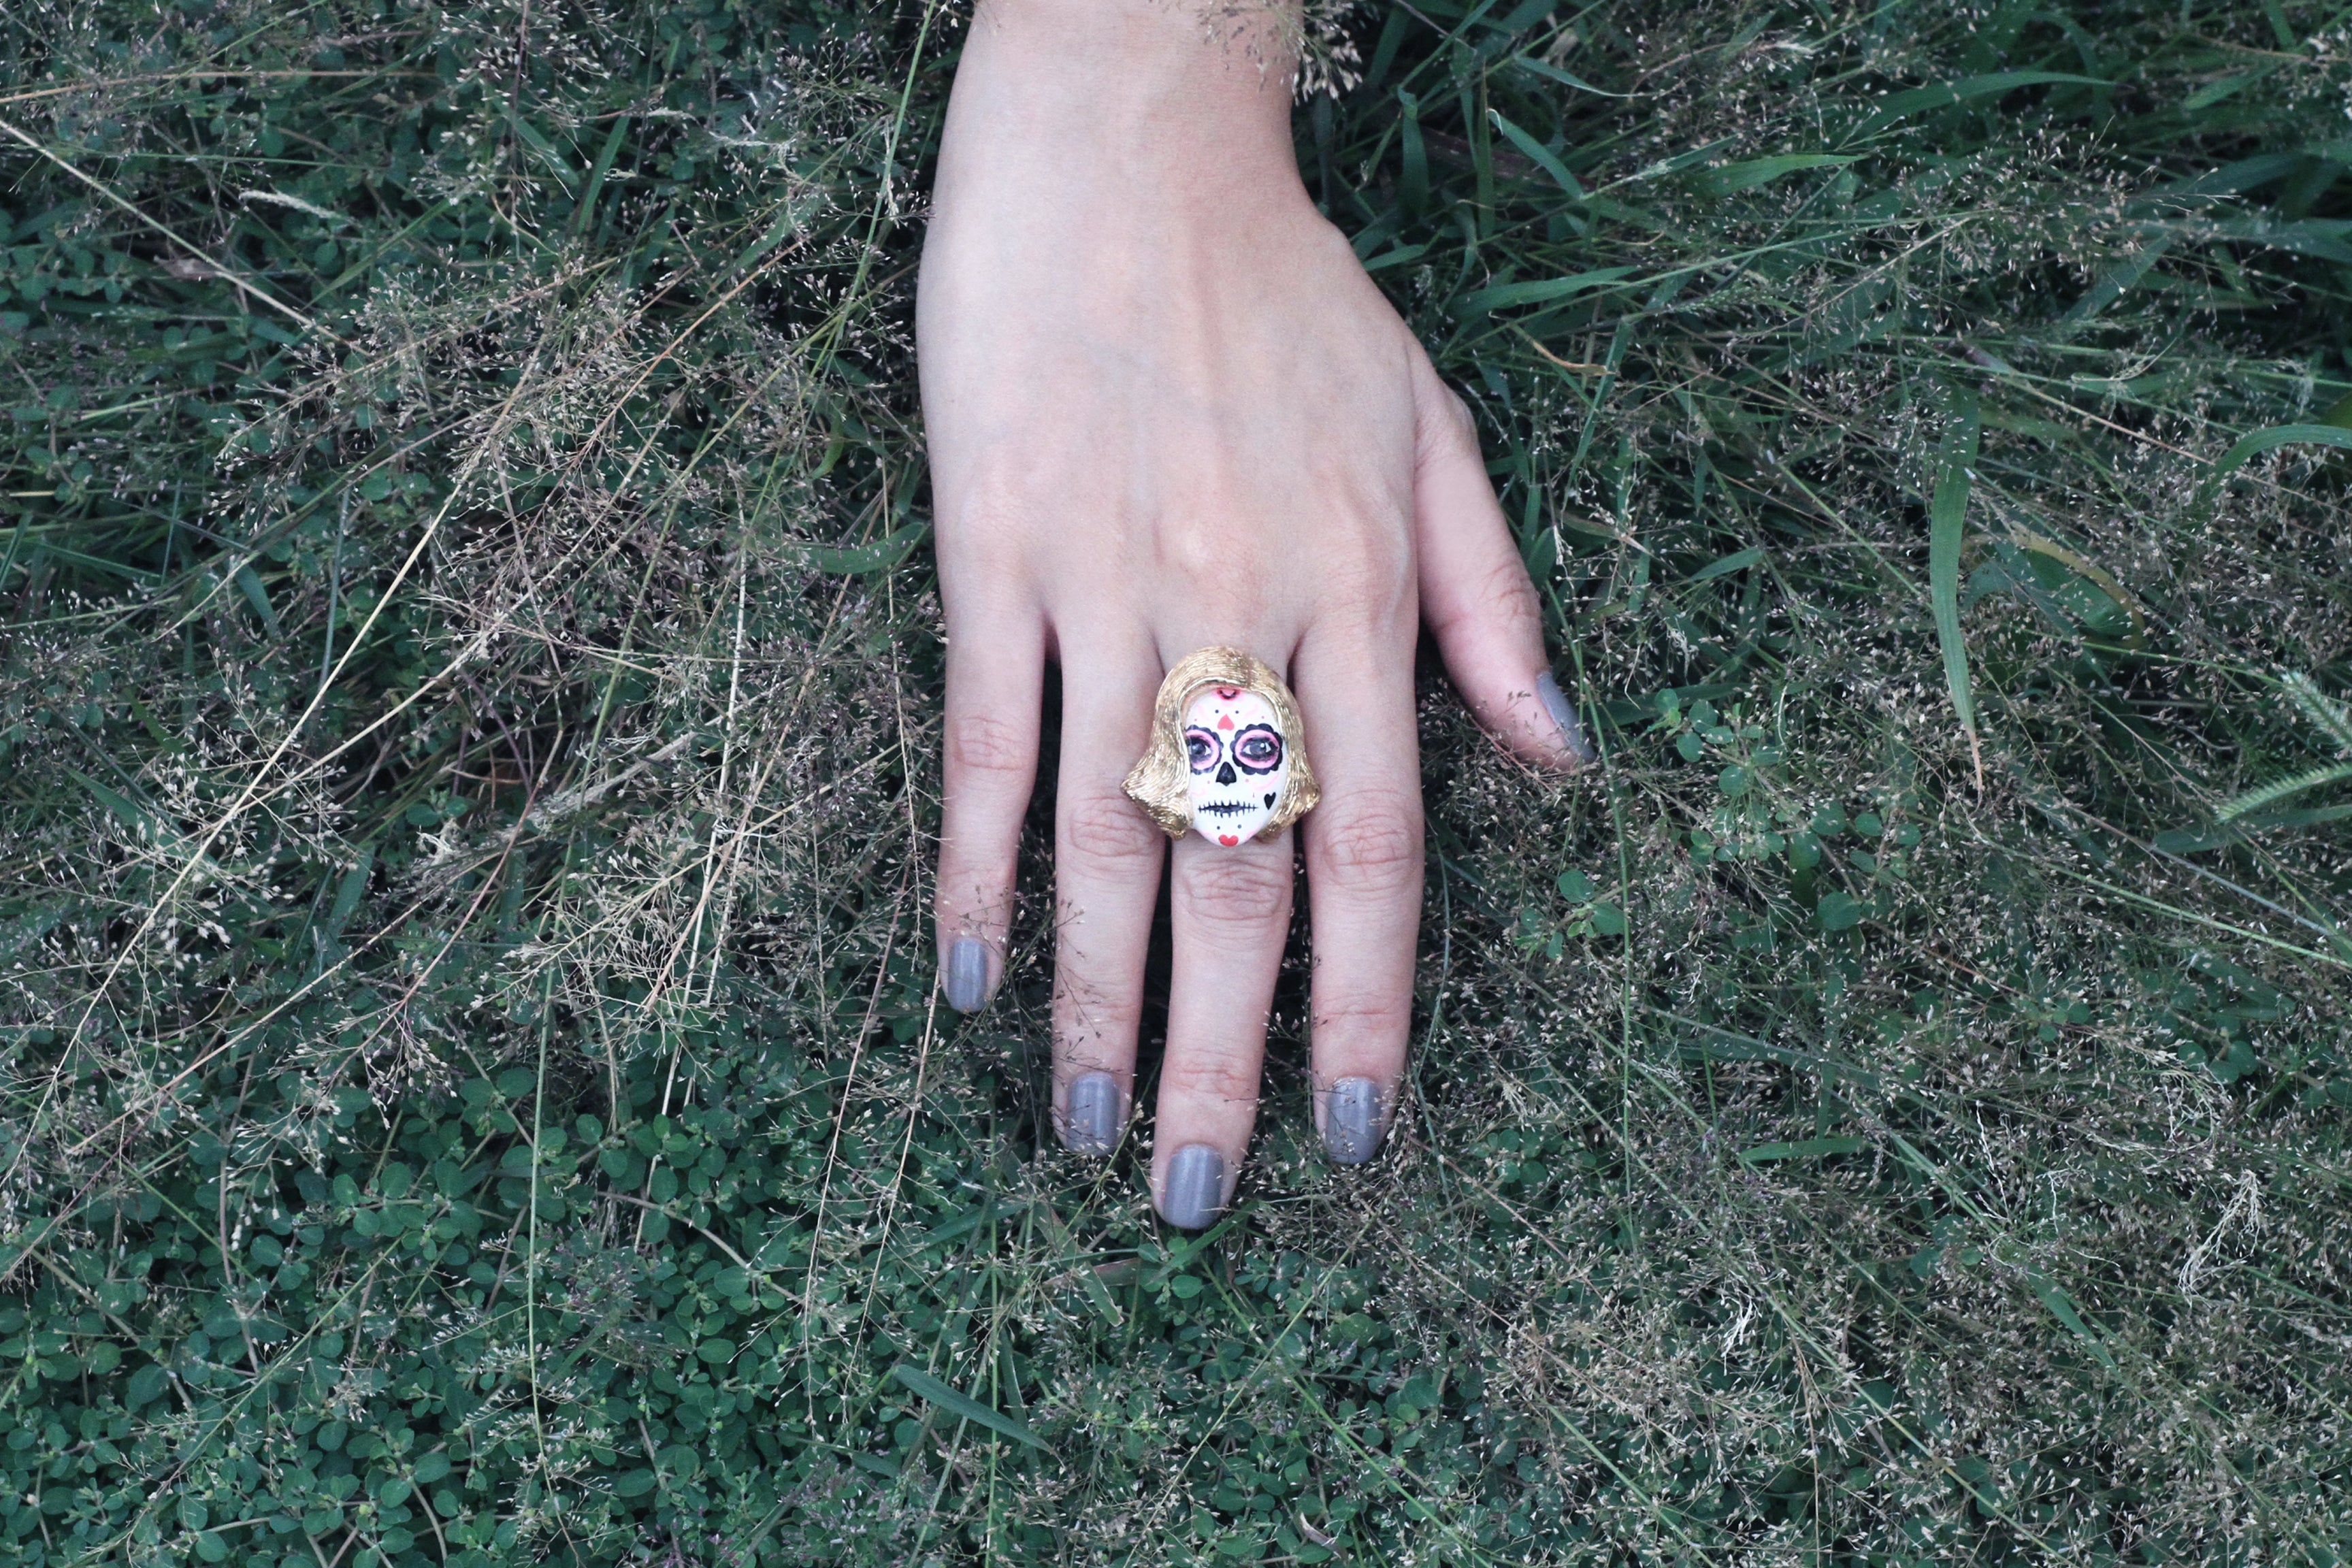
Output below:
[889,1365,1050,1452]
[1739,1136,1867,1162]
[1503,54,1627,97]
[2195,423,2352,511]
[1486,109,1584,199]
[1694,153,1858,195]
[1686,544,1764,584]
[1457,266,1638,316]
[1852,71,2110,137]
[2027,1273,2118,1370]
[1930,384,1983,779]
[2059,231,2174,324]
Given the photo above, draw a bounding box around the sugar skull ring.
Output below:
[1124,647,1320,847]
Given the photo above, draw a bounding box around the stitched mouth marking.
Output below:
[1198,800,1256,817]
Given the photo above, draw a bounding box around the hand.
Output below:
[918,0,1590,1228]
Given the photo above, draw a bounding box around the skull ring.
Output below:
[1124,647,1320,847]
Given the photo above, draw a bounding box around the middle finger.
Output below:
[1150,646,1298,1229]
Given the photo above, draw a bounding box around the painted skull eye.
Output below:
[1184,728,1219,772]
[1232,725,1283,774]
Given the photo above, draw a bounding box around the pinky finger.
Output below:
[1409,349,1595,769]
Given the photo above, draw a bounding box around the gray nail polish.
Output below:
[1160,1145,1228,1230]
[1535,670,1597,765]
[943,938,994,1014]
[1063,1072,1121,1155]
[1323,1077,1387,1166]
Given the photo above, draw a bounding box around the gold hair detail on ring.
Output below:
[1122,646,1320,842]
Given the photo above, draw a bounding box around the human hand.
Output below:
[918,0,1592,1228]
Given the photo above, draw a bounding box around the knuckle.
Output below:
[1060,789,1162,872]
[946,710,1030,780]
[1442,387,1477,438]
[1420,385,1480,457]
[1054,953,1143,1032]
[1313,797,1424,897]
[1312,990,1412,1044]
[1428,552,1541,644]
[1178,851,1292,930]
[1476,552,1544,622]
[1161,1047,1262,1108]
[1317,536,1414,624]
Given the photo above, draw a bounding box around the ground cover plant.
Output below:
[3,0,2351,1561]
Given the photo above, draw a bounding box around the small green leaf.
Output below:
[1817,892,1865,931]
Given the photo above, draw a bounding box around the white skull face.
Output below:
[1183,684,1288,846]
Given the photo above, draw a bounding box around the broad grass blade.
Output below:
[889,1365,1050,1452]
[1931,385,1983,782]
[2194,423,2352,512]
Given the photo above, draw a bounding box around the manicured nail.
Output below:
[1160,1145,1228,1230]
[1535,670,1597,765]
[1323,1077,1386,1165]
[1063,1072,1121,1155]
[943,938,994,1014]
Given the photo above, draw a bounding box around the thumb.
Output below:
[1409,349,1594,768]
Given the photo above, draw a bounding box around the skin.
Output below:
[920,0,1585,1223]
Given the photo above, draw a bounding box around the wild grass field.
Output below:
[2,0,2350,1563]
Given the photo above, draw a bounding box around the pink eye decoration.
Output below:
[1185,728,1218,772]
[1232,725,1282,773]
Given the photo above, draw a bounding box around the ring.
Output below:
[1124,647,1320,847]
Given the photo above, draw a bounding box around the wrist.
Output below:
[943,0,1307,215]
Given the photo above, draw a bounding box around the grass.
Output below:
[1,0,2350,1563]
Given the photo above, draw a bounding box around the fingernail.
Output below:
[1322,1077,1387,1165]
[1535,670,1597,766]
[943,938,994,1013]
[1160,1145,1228,1230]
[1062,1072,1121,1155]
